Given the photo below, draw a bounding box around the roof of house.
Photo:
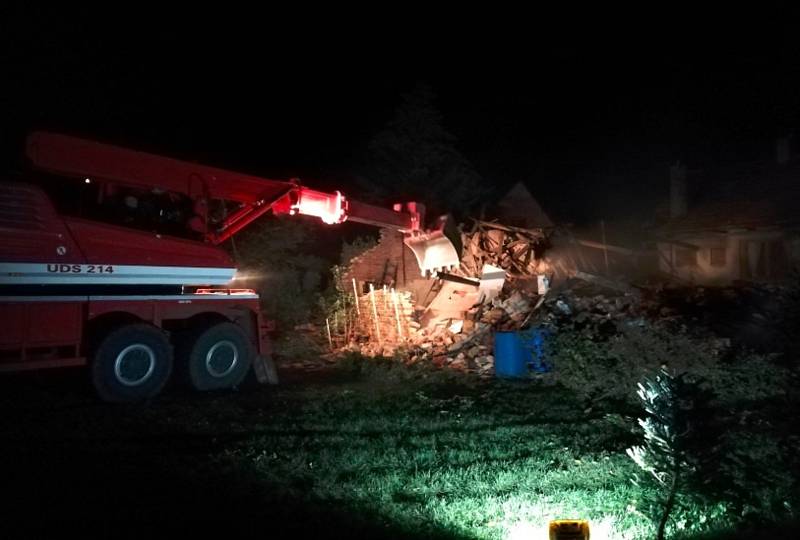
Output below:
[492,182,554,228]
[659,156,800,235]
[657,199,795,235]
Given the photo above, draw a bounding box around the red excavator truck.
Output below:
[0,132,458,402]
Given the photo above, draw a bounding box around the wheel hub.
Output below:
[114,344,156,387]
[206,340,238,378]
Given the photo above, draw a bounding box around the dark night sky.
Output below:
[2,7,800,224]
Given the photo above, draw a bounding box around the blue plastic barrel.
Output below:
[519,327,552,373]
[494,331,528,378]
[494,328,552,378]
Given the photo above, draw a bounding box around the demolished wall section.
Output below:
[346,287,417,357]
[342,228,434,306]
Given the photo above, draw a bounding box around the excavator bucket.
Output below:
[404,230,460,276]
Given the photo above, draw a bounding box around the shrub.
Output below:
[339,235,378,267]
[545,321,790,409]
[545,322,716,407]
[230,217,329,327]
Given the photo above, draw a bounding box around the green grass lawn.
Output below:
[227,371,649,539]
[1,360,796,539]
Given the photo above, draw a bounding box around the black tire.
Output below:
[91,323,173,403]
[179,322,253,391]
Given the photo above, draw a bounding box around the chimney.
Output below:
[669,161,687,219]
[776,136,791,165]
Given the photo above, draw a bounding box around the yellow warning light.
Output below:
[549,519,590,540]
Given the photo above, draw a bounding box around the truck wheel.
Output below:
[181,322,253,391]
[92,324,173,403]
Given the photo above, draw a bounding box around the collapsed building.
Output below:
[319,146,800,374]
[328,183,629,375]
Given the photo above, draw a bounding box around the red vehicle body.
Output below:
[0,132,458,402]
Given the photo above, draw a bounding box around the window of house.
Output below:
[675,247,697,267]
[709,247,726,267]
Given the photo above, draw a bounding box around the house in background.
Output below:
[656,139,800,285]
[490,182,554,229]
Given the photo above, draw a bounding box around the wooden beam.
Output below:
[574,238,635,256]
[472,219,547,236]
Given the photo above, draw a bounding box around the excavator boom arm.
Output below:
[25,131,458,273]
[26,131,294,204]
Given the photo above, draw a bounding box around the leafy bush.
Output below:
[545,321,790,408]
[706,352,790,406]
[339,235,377,267]
[229,217,329,327]
[545,323,712,406]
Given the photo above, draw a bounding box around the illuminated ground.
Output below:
[0,360,796,539]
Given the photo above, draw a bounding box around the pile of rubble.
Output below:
[339,287,548,377]
[403,290,540,376]
[401,280,651,376]
[333,219,656,377]
[460,220,548,279]
[333,220,555,376]
[540,279,645,331]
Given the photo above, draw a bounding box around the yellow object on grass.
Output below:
[549,519,590,539]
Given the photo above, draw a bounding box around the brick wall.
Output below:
[342,228,435,307]
[343,229,422,290]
